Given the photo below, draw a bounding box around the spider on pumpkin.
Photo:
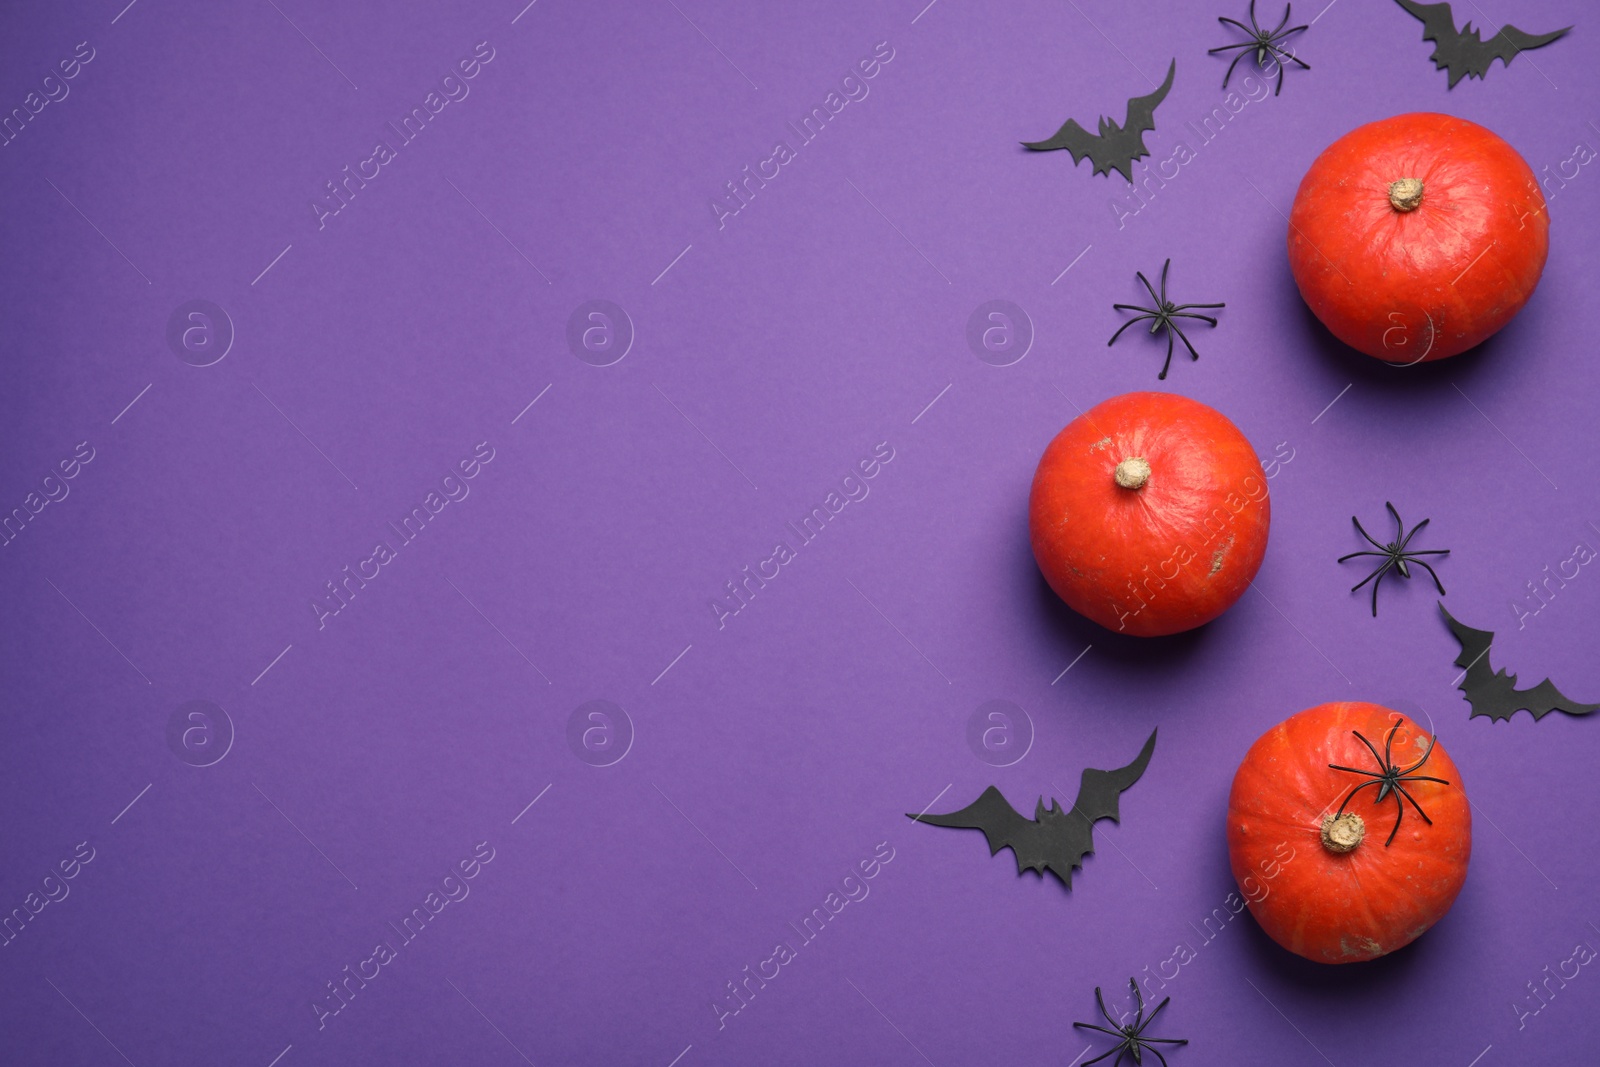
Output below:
[1328,720,1451,847]
[1208,1,1311,96]
[1073,978,1188,1067]
[1337,501,1450,617]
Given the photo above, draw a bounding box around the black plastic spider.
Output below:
[1337,502,1449,617]
[1074,979,1188,1067]
[1208,1,1310,96]
[1328,721,1451,847]
[1107,260,1225,381]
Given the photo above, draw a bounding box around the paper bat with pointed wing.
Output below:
[1022,60,1176,182]
[1395,0,1569,88]
[1441,604,1599,723]
[909,729,1156,888]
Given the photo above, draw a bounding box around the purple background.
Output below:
[2,0,1596,1063]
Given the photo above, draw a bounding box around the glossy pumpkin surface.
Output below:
[1227,702,1471,964]
[1028,392,1269,637]
[1288,112,1548,362]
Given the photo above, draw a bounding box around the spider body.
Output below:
[1107,259,1225,380]
[1208,1,1310,95]
[1328,721,1452,847]
[1337,502,1449,616]
[1074,979,1187,1067]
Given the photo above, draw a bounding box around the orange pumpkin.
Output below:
[1028,392,1269,637]
[1288,112,1548,362]
[1227,702,1471,964]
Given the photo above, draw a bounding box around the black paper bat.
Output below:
[1022,60,1176,182]
[1394,0,1569,88]
[1441,603,1599,723]
[909,729,1157,888]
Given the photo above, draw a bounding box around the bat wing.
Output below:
[1038,727,1159,885]
[910,786,1054,870]
[1441,602,1496,691]
[1395,0,1460,45]
[1068,728,1158,825]
[1506,678,1600,722]
[1488,23,1571,64]
[1395,0,1472,86]
[1086,60,1177,182]
[1441,602,1600,722]
[1021,118,1099,167]
[1120,60,1176,143]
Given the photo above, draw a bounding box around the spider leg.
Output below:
[1392,783,1435,825]
[1171,300,1227,310]
[1395,515,1430,552]
[1207,41,1256,55]
[1075,1023,1125,1038]
[1249,0,1264,33]
[1137,269,1163,307]
[1383,720,1399,768]
[1140,996,1172,1029]
[1146,1047,1172,1067]
[1269,41,1312,70]
[1129,979,1146,1029]
[1275,4,1312,40]
[1398,774,1450,786]
[1351,515,1388,551]
[1336,550,1389,562]
[1158,259,1173,303]
[1221,47,1252,88]
[1274,54,1285,94]
[1348,557,1397,593]
[1409,557,1447,596]
[1385,501,1405,543]
[1383,800,1405,846]
[1216,16,1253,33]
[1269,3,1291,36]
[1159,329,1176,380]
[1169,323,1202,362]
[1368,560,1391,615]
[1081,1045,1123,1067]
[1109,315,1157,346]
[1351,730,1387,769]
[1168,312,1220,327]
[1335,778,1385,815]
[1327,764,1385,778]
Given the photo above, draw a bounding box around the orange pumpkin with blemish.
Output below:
[1227,702,1471,964]
[1028,392,1270,636]
[1288,112,1548,362]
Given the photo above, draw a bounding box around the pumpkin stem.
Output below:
[1320,811,1365,853]
[1388,178,1424,213]
[1114,457,1151,490]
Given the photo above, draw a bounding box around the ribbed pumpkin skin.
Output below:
[1227,703,1472,964]
[1288,112,1548,362]
[1028,392,1269,637]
